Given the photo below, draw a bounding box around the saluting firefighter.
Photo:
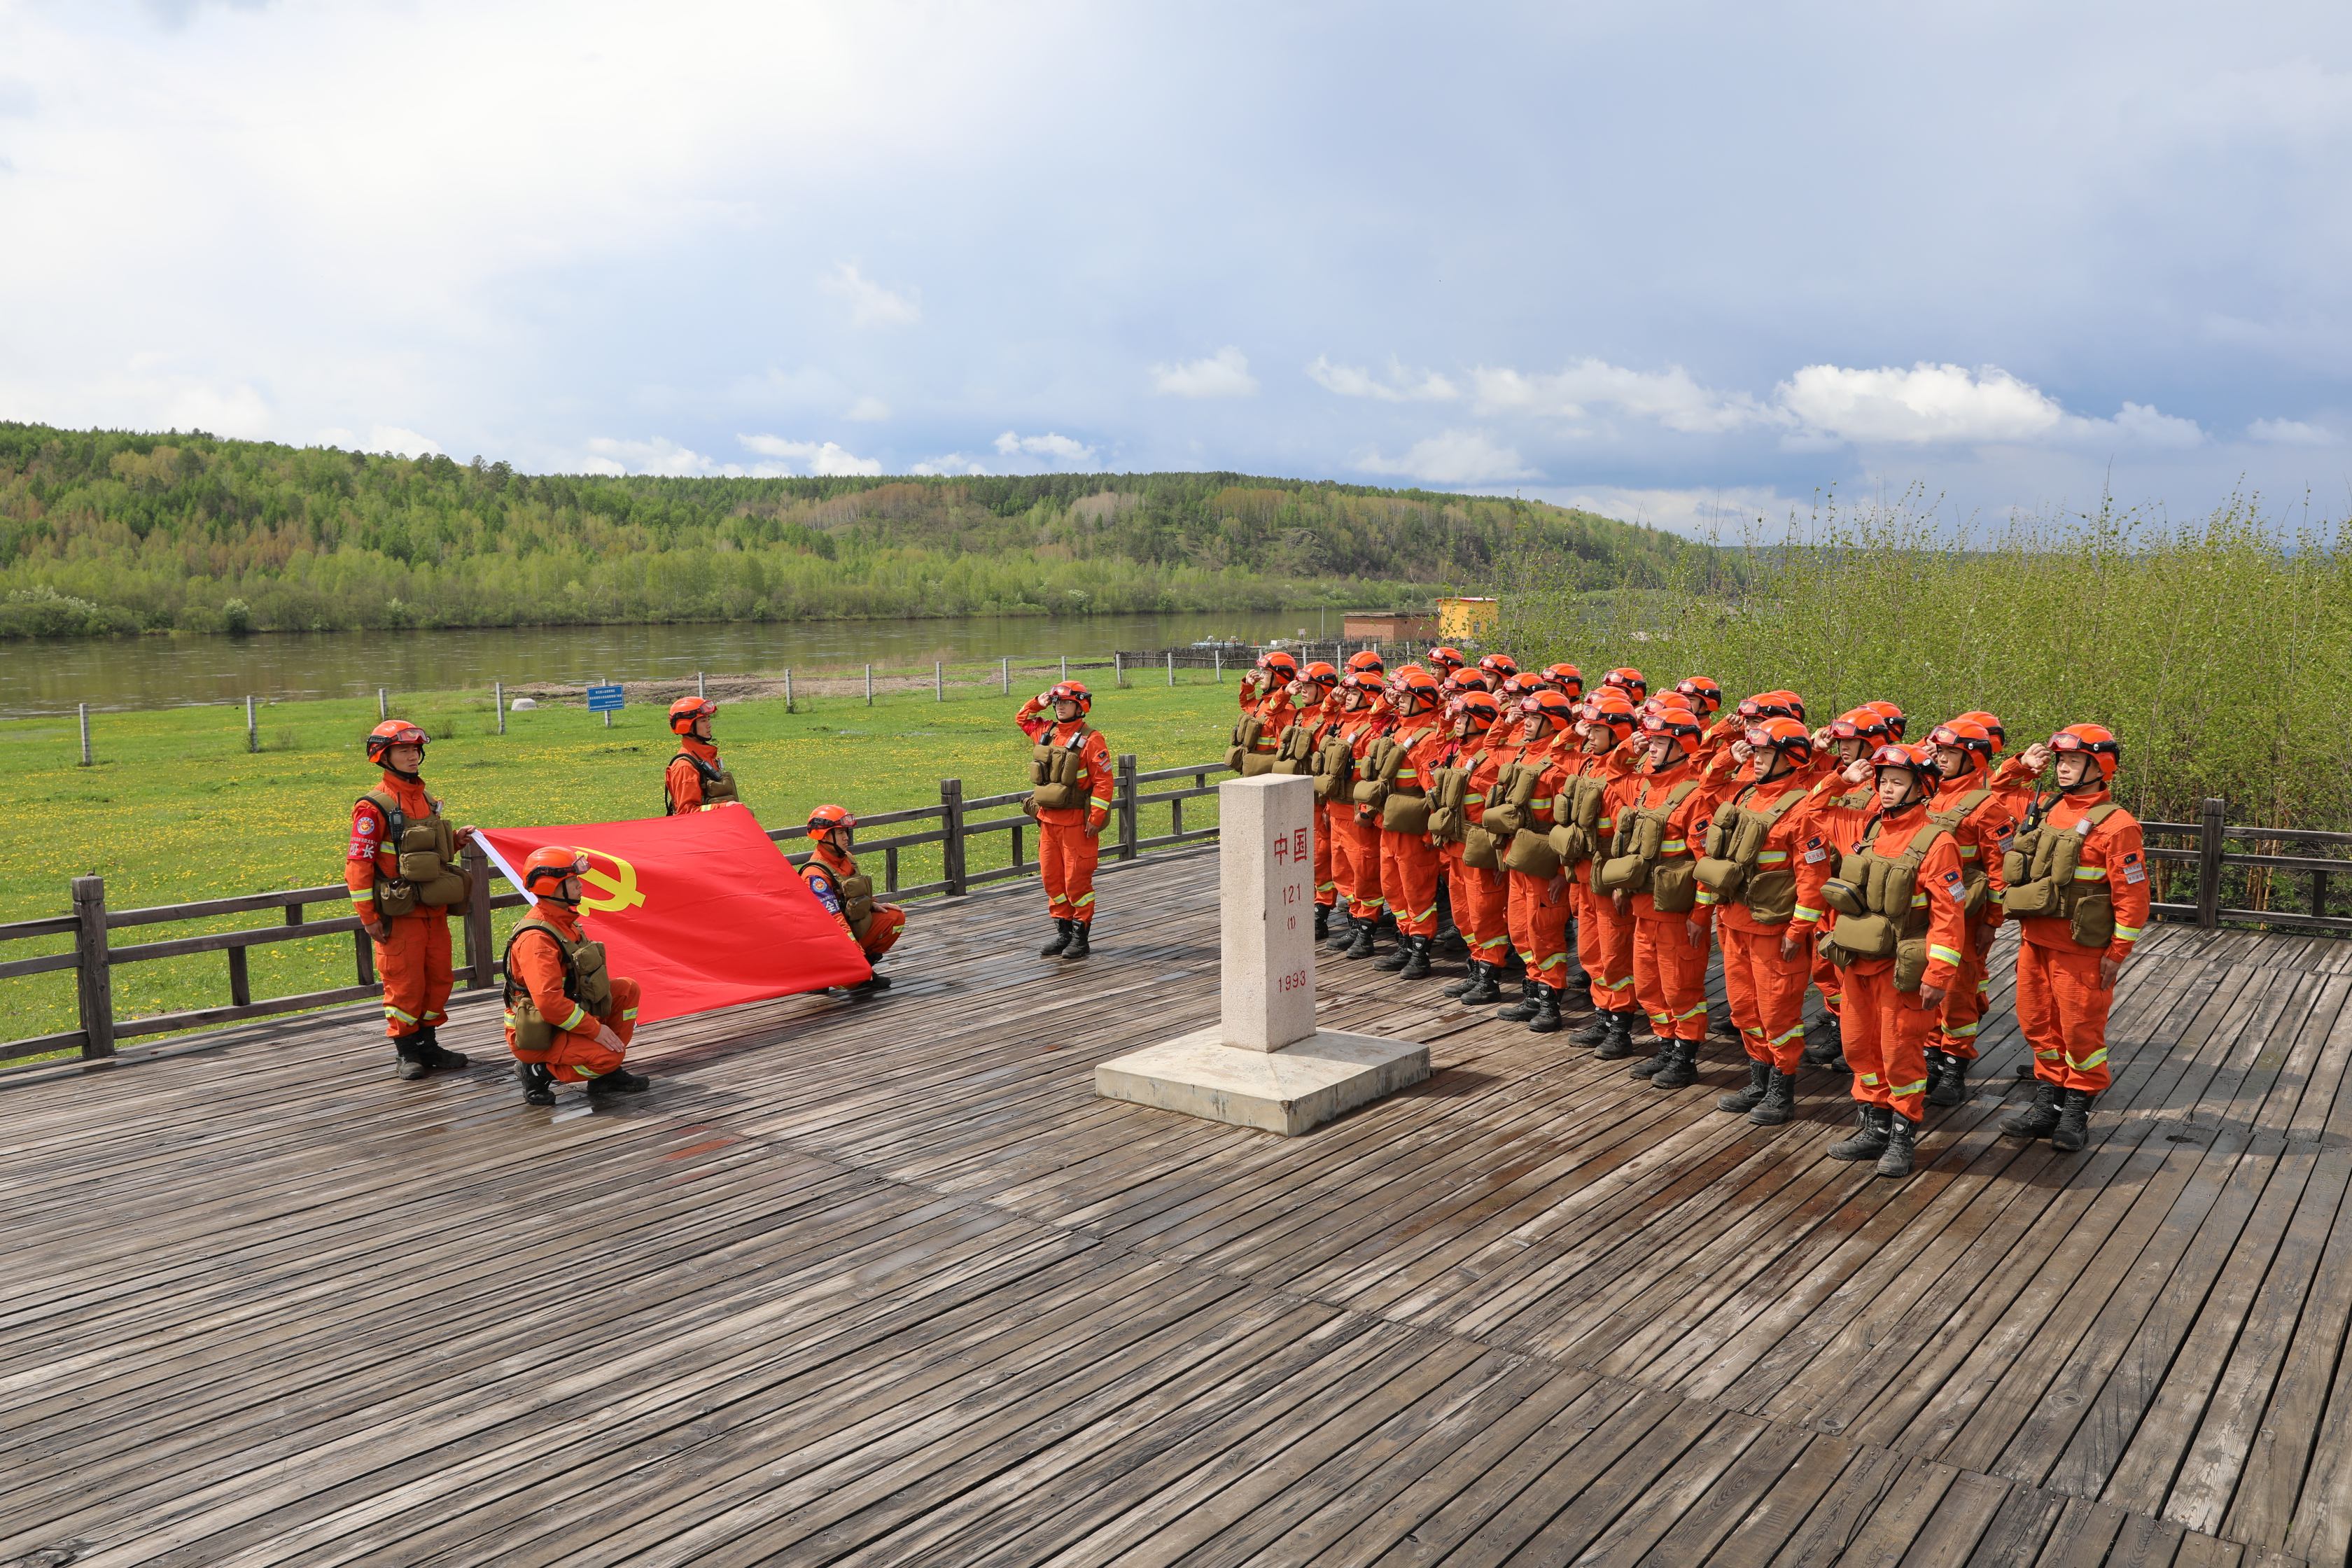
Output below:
[1488,689,1582,1032]
[504,847,649,1106]
[1564,688,1645,1055]
[1600,701,1716,1088]
[1996,724,2148,1152]
[1693,716,1834,1126]
[1270,661,1344,938]
[1017,680,1114,959]
[664,696,742,814]
[1231,650,1300,774]
[1359,666,1449,978]
[1424,688,1510,1004]
[1331,670,1396,960]
[348,720,477,1079]
[1816,742,1970,1178]
[801,804,904,992]
[1799,707,1895,1068]
[1921,718,2016,1107]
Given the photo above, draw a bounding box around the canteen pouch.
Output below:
[2001,875,2063,918]
[1830,911,1899,960]
[1464,825,1502,871]
[507,997,553,1054]
[416,868,472,909]
[1239,752,1277,777]
[1744,867,1798,923]
[1597,853,1649,895]
[1647,859,1698,914]
[1550,821,1591,864]
[1381,792,1431,834]
[1893,937,1929,993]
[1693,856,1745,897]
[1633,811,1670,861]
[1820,877,1866,918]
[2070,888,2116,948]
[1502,828,1561,878]
[372,879,419,920]
[572,939,614,1014]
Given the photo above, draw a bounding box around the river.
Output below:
[0,609,1342,715]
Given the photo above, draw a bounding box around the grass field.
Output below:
[0,674,1241,1050]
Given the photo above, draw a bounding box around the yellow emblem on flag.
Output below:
[574,847,646,913]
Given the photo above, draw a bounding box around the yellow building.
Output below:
[1436,596,1499,640]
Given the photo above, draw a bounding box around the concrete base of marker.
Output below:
[1096,1027,1430,1136]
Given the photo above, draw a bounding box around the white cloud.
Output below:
[820,262,920,328]
[910,453,989,476]
[363,425,442,458]
[993,429,1097,465]
[738,433,884,476]
[1472,358,1768,435]
[1306,355,1460,402]
[1359,429,1536,485]
[1151,346,1257,398]
[580,435,732,477]
[2248,416,2337,446]
[845,395,892,422]
[1772,362,2203,449]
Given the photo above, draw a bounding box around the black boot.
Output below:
[1802,1016,1845,1068]
[1343,916,1378,960]
[1494,978,1541,1023]
[393,1035,430,1081]
[2050,1089,2092,1152]
[1441,968,1477,996]
[2001,1080,2062,1140]
[586,1065,651,1098]
[1459,962,1504,1005]
[1326,913,1359,953]
[1718,1059,1772,1114]
[1527,986,1564,1033]
[849,972,892,993]
[1651,1038,1700,1090]
[414,1025,469,1072]
[1828,1105,1893,1161]
[1062,922,1091,960]
[1877,1113,1919,1177]
[1569,1011,1610,1048]
[1313,904,1331,942]
[1594,1011,1642,1060]
[1396,936,1432,979]
[1040,918,1074,958]
[1749,1067,1798,1126]
[1374,934,1415,972]
[1630,1028,1674,1078]
[1926,1049,1971,1109]
[514,1061,555,1106]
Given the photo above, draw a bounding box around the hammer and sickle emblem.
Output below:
[572,847,646,914]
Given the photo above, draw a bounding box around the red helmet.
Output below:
[1503,669,1549,701]
[522,846,589,899]
[1477,652,1520,682]
[1954,710,2005,753]
[1048,680,1092,715]
[1740,690,1802,723]
[1871,741,1939,792]
[1345,649,1386,676]
[1745,717,1814,776]
[1524,689,1578,725]
[1443,666,1492,694]
[1340,671,1381,703]
[2052,722,2122,783]
[1455,691,1502,727]
[1424,645,1467,674]
[365,720,428,766]
[1642,703,1705,760]
[1863,700,1907,740]
[1929,718,1996,776]
[1830,706,1893,746]
[1391,666,1443,711]
[1582,689,1639,742]
[1674,676,1723,715]
[1301,660,1340,690]
[1544,662,1584,697]
[1257,650,1300,680]
[1602,666,1647,702]
[806,804,855,839]
[668,696,717,736]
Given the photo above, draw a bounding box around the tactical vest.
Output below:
[2000,800,2125,947]
[1030,725,1095,811]
[1819,815,1954,990]
[1226,712,1274,776]
[1597,776,1704,910]
[810,859,876,941]
[1547,766,1613,866]
[1482,755,1550,839]
[1424,751,1483,844]
[1308,724,1357,802]
[1271,719,1320,776]
[360,788,471,919]
[1926,787,1995,911]
[1693,782,1811,921]
[666,750,740,815]
[502,916,613,1053]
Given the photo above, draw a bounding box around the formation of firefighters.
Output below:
[1229,646,2148,1178]
[346,652,2147,1173]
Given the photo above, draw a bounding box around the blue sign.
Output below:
[585,684,625,712]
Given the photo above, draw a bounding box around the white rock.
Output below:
[509,696,538,710]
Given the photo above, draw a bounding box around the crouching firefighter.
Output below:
[1816,743,1970,1177]
[1018,680,1114,959]
[504,847,650,1106]
[349,720,478,1080]
[1996,724,2147,1153]
[802,804,904,992]
[664,697,742,814]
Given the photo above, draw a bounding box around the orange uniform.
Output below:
[1379,713,1448,938]
[1434,727,1510,968]
[1834,802,1970,1123]
[1568,745,1642,1020]
[1333,705,1390,925]
[2014,789,2148,1096]
[1929,774,2016,1063]
[664,736,732,815]
[1292,695,1341,914]
[1504,733,1578,992]
[1989,755,2042,821]
[1802,769,1877,1023]
[345,770,454,1042]
[503,898,641,1083]
[1700,771,1836,1074]
[1624,757,1717,1047]
[1016,697,1114,925]
[802,844,906,961]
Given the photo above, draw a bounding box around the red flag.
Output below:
[478,808,870,1026]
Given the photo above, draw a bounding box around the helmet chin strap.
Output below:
[385,764,422,784]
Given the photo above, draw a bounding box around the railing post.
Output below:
[71,876,114,1060]
[78,702,91,766]
[941,778,967,896]
[697,669,706,699]
[2197,796,2226,927]
[378,687,388,721]
[1117,752,1139,861]
[463,857,496,989]
[1060,654,1068,683]
[1214,648,1221,682]
[246,694,258,753]
[785,668,794,713]
[865,664,873,706]
[1167,650,1175,687]
[495,679,505,735]
[1001,656,1009,694]
[1114,651,1125,688]
[934,660,944,701]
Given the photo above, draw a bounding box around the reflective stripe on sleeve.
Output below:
[556,1003,589,1032]
[2073,866,2109,881]
[1756,849,1788,864]
[2113,924,2143,941]
[1793,904,1822,922]
[352,888,376,902]
[1930,944,1963,968]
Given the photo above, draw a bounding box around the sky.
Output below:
[5,0,2352,537]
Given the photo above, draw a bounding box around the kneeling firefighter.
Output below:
[1018,680,1114,959]
[505,847,649,1106]
[1816,743,1969,1177]
[348,720,478,1080]
[664,697,741,814]
[802,804,904,991]
[1996,724,2147,1153]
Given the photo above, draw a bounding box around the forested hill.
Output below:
[0,423,1700,636]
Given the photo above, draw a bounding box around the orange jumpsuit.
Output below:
[664,736,732,815]
[1572,745,1642,1015]
[1336,709,1391,923]
[1016,699,1114,925]
[504,898,641,1082]
[1625,757,1717,1044]
[345,770,454,1041]
[1291,696,1341,913]
[1989,755,2043,822]
[1699,774,1835,1073]
[1504,735,1577,991]
[1242,681,1296,766]
[1930,774,2016,1063]
[1435,728,1510,967]
[1835,802,1969,1123]
[802,846,906,960]
[1802,771,1876,1020]
[1380,713,1448,937]
[2015,789,2148,1096]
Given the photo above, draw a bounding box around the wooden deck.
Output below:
[4,846,2350,1567]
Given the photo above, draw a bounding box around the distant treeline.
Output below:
[0,424,1702,636]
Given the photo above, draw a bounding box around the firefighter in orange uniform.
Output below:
[1968,712,2041,819]
[1600,666,1647,706]
[664,696,742,814]
[1608,702,1717,1087]
[1232,651,1299,772]
[1922,718,2015,1107]
[1428,690,1511,1003]
[801,804,903,991]
[348,720,477,1079]
[1695,718,1834,1125]
[1818,743,1970,1177]
[503,847,648,1106]
[1476,652,1520,694]
[1424,646,1469,682]
[1490,689,1581,1032]
[1275,661,1344,938]
[1368,667,1449,976]
[1997,724,2148,1152]
[1798,707,1894,1066]
[1543,663,1586,701]
[1017,680,1114,960]
[1568,689,1646,1054]
[1328,671,1392,957]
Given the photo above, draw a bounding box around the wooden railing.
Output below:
[2143,797,2352,934]
[0,753,1232,1068]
